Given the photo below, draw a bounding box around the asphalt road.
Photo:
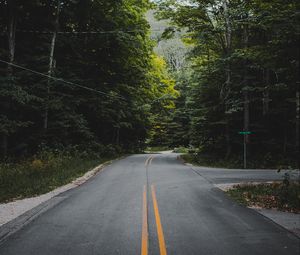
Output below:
[0,153,299,255]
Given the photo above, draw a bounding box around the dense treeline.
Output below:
[0,0,176,158]
[1,0,299,168]
[156,0,299,167]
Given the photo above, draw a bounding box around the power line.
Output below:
[0,59,126,101]
[18,29,147,34]
[0,60,174,105]
[0,29,166,35]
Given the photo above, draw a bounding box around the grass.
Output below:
[172,147,189,153]
[181,153,242,168]
[0,152,116,203]
[226,182,300,213]
[181,152,298,169]
[145,146,171,152]
[145,146,190,153]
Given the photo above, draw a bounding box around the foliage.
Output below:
[145,146,170,152]
[154,0,300,167]
[0,146,119,203]
[0,0,177,158]
[227,182,300,213]
[181,152,242,168]
[172,146,188,153]
[147,9,191,148]
[146,54,180,146]
[181,151,298,169]
[0,0,299,170]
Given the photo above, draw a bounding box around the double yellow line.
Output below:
[145,155,154,167]
[151,185,167,255]
[141,185,148,255]
[142,156,167,255]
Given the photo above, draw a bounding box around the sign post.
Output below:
[238,131,252,169]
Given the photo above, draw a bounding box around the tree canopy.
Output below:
[153,0,299,167]
[0,0,299,168]
[0,0,177,157]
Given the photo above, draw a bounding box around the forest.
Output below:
[0,1,299,250]
[0,0,178,200]
[151,0,299,168]
[0,0,177,159]
[0,0,299,169]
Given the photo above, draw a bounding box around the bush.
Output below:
[227,182,300,213]
[173,147,189,153]
[0,145,121,203]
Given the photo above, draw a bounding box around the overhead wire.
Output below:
[0,28,166,36]
[0,59,175,108]
[0,25,172,104]
[0,59,127,101]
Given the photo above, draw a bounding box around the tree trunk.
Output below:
[225,113,231,159]
[283,116,288,154]
[222,0,231,53]
[7,0,16,76]
[263,69,270,115]
[222,0,232,158]
[1,134,8,158]
[243,23,249,125]
[2,0,17,157]
[224,68,231,159]
[116,128,120,145]
[296,87,300,152]
[296,35,300,156]
[243,21,250,167]
[44,0,60,130]
[244,90,250,134]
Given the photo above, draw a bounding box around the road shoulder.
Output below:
[180,155,300,239]
[216,182,300,238]
[0,157,120,243]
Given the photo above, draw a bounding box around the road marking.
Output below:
[149,156,154,165]
[145,156,152,167]
[151,185,167,255]
[141,185,148,255]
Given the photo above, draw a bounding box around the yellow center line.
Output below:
[149,156,154,165]
[145,156,152,167]
[151,185,167,255]
[141,185,148,255]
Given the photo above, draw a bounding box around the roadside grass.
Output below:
[172,147,189,153]
[0,152,115,203]
[226,182,300,213]
[181,153,298,169]
[181,153,241,168]
[145,146,171,152]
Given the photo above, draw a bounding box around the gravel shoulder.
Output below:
[0,163,106,227]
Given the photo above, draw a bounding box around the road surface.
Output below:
[0,153,299,254]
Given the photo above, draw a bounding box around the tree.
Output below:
[0,0,169,157]
[155,0,299,166]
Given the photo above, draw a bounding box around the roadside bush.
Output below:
[0,144,123,203]
[182,150,298,169]
[227,182,300,213]
[173,147,189,153]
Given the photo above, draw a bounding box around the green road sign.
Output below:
[238,131,252,135]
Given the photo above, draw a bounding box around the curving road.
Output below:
[0,153,299,254]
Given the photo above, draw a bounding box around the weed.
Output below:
[0,150,116,203]
[227,182,300,213]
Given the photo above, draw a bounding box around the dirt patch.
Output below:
[226,182,300,214]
